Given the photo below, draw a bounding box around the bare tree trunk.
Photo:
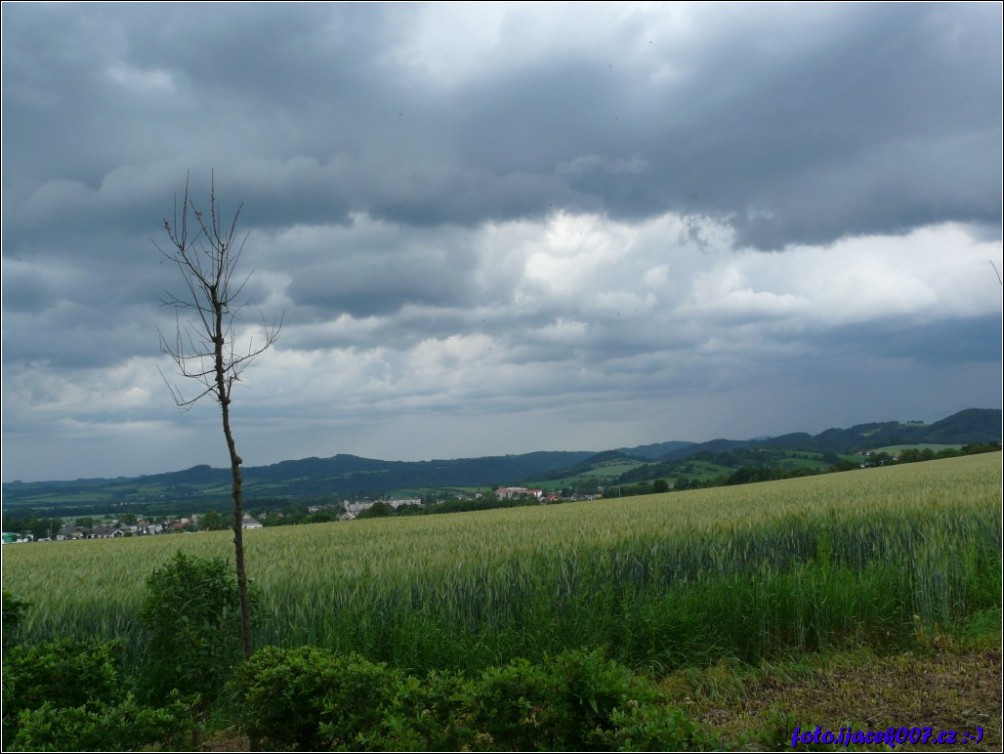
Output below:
[157,177,279,748]
[212,292,254,659]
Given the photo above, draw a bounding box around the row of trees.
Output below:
[601,479,670,498]
[2,515,63,541]
[860,443,1000,468]
[2,511,233,539]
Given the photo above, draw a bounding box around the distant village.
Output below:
[2,514,264,544]
[1,486,579,545]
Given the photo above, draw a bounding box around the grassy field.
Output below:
[524,458,649,489]
[3,453,1000,675]
[873,443,963,455]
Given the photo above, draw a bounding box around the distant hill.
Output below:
[1,451,596,512]
[616,440,695,460]
[658,409,1002,460]
[3,408,998,515]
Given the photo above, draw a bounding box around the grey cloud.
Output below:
[445,3,1002,246]
[4,3,999,251]
[2,2,1001,481]
[824,314,1003,367]
[1,259,55,313]
[2,305,158,369]
[287,253,474,319]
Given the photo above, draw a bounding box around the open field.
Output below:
[3,453,1000,675]
[873,443,963,455]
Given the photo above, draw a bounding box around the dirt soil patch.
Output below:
[678,647,1002,751]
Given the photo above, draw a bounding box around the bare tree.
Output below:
[155,175,280,660]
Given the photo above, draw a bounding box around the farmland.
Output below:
[4,452,999,676]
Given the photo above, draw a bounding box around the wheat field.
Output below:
[3,452,1000,671]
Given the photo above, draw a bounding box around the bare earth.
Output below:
[683,647,1002,752]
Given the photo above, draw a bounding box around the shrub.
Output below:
[595,700,721,751]
[2,638,122,739]
[236,645,418,751]
[314,653,411,750]
[1,590,30,650]
[372,668,474,751]
[139,551,257,706]
[1,638,195,750]
[464,657,553,751]
[235,645,335,750]
[466,648,663,751]
[234,644,714,752]
[8,694,192,752]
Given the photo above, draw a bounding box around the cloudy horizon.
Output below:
[2,2,1001,483]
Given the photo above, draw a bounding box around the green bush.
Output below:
[234,645,711,751]
[371,668,474,751]
[2,638,122,739]
[139,551,257,706]
[1,590,30,650]
[465,648,663,751]
[235,645,332,750]
[235,645,490,751]
[595,700,722,751]
[314,653,411,750]
[8,694,192,752]
[1,638,196,751]
[236,645,417,751]
[464,657,553,750]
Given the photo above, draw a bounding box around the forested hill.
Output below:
[654,408,1002,461]
[2,408,998,511]
[0,451,597,510]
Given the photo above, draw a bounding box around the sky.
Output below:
[2,2,1001,483]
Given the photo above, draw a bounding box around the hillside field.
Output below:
[3,452,1000,677]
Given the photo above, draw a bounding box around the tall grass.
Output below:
[3,453,1000,672]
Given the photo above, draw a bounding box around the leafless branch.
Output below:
[155,175,281,409]
[153,173,281,668]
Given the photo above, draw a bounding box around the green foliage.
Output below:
[233,645,327,750]
[0,515,61,541]
[7,694,193,752]
[463,656,554,750]
[2,639,123,723]
[465,648,661,751]
[234,645,703,751]
[356,501,394,518]
[139,551,256,705]
[234,645,413,751]
[1,636,197,752]
[595,700,721,751]
[316,659,440,751]
[1,590,30,650]
[376,669,473,751]
[201,509,224,530]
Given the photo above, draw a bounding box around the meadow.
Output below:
[3,452,1000,674]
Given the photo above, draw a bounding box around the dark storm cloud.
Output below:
[825,314,1004,367]
[286,246,475,319]
[5,3,998,252]
[434,2,1002,247]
